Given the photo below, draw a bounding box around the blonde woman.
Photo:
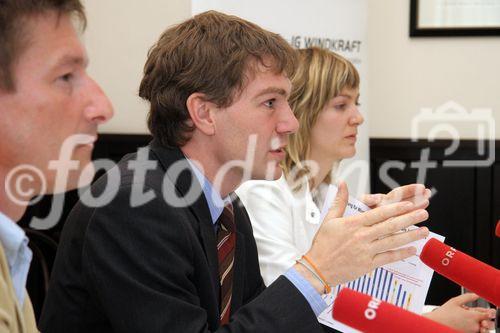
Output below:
[236,47,495,333]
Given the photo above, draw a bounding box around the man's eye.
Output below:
[264,99,276,108]
[59,73,74,82]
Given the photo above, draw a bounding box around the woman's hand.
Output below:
[361,184,432,210]
[423,293,496,333]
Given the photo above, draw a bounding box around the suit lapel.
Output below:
[149,141,220,295]
[193,201,220,296]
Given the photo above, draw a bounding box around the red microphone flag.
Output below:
[420,238,500,306]
[332,288,458,333]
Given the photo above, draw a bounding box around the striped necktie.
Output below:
[216,202,236,325]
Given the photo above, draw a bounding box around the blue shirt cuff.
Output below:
[283,267,328,317]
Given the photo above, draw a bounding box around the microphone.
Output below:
[420,238,500,306]
[496,220,500,238]
[332,288,458,333]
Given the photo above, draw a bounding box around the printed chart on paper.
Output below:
[318,185,445,332]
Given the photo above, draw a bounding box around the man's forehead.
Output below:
[243,62,291,94]
[249,73,291,97]
[52,52,88,68]
[253,86,290,99]
[21,13,87,68]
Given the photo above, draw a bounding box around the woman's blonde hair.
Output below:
[282,47,360,190]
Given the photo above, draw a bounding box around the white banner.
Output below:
[192,0,369,195]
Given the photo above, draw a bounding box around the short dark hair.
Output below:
[0,0,86,91]
[139,10,297,148]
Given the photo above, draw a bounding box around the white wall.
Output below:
[83,0,191,134]
[83,0,499,140]
[367,0,500,139]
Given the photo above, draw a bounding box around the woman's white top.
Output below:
[236,175,327,286]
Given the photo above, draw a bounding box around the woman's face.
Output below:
[309,87,364,162]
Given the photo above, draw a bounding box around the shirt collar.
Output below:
[0,211,27,267]
[0,211,32,305]
[185,158,231,224]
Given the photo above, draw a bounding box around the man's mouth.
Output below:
[75,134,98,148]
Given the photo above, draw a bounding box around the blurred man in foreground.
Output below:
[0,0,113,331]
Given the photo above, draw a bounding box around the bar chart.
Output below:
[323,267,417,314]
[317,184,445,332]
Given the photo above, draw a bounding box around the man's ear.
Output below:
[186,92,216,136]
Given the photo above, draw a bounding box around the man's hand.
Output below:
[297,182,429,292]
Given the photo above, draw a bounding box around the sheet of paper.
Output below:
[317,184,444,332]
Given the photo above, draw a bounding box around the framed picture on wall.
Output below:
[410,0,500,36]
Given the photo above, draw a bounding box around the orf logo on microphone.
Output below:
[441,247,457,266]
[364,297,382,320]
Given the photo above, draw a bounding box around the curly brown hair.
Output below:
[139,10,297,148]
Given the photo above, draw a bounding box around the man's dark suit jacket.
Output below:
[40,142,323,332]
